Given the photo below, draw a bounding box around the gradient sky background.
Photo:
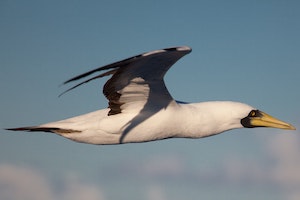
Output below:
[1,1,300,200]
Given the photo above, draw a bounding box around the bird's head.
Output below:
[201,101,296,134]
[240,109,296,130]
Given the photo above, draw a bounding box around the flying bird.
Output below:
[7,46,296,144]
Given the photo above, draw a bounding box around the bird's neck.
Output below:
[176,101,248,138]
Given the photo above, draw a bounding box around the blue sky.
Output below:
[1,0,300,199]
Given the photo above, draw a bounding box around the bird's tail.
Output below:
[5,126,81,134]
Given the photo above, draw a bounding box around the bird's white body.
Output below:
[7,46,295,144]
[39,101,253,144]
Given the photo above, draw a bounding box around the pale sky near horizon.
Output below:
[1,1,300,200]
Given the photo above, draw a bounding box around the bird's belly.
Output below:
[98,110,178,144]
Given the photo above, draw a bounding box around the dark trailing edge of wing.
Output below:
[59,46,192,97]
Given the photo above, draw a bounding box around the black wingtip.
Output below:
[59,68,118,97]
[62,66,106,85]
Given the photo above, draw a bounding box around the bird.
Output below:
[6,46,296,145]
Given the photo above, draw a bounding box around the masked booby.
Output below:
[7,46,296,144]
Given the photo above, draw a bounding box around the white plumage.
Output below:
[7,46,295,144]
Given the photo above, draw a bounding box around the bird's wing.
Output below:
[61,46,192,116]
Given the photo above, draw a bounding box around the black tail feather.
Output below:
[6,127,81,134]
[5,126,59,133]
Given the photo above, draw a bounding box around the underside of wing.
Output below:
[61,46,192,116]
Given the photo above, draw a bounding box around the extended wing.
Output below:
[61,46,192,116]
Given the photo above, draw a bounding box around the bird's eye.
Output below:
[249,110,260,117]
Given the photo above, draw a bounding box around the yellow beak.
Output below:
[250,111,296,130]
